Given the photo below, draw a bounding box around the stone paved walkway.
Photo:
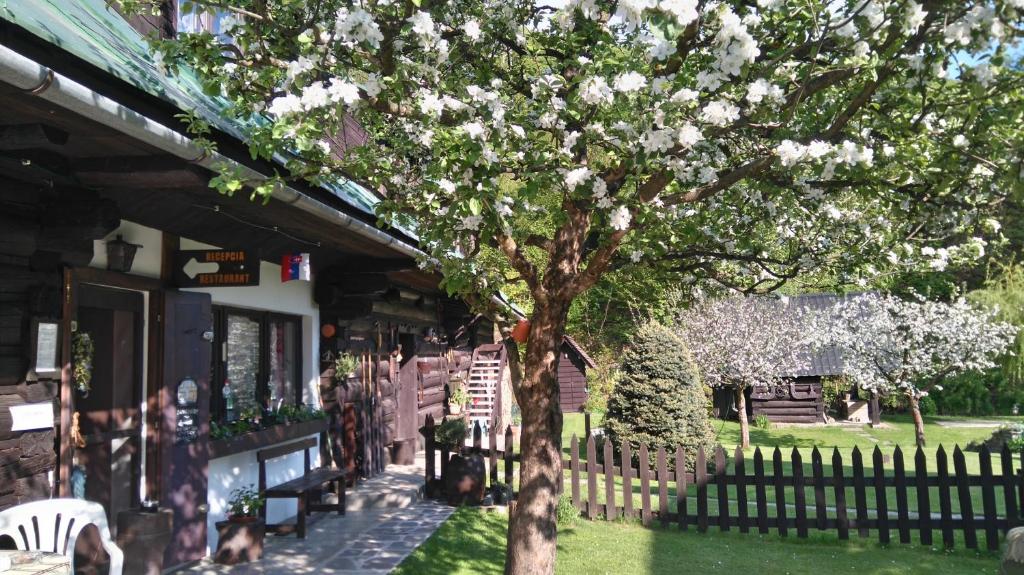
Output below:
[180,500,452,575]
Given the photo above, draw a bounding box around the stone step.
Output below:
[324,463,426,512]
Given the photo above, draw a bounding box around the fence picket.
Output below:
[772,447,788,537]
[587,435,598,520]
[697,448,709,533]
[792,448,807,538]
[936,446,955,549]
[872,447,889,544]
[716,447,729,532]
[489,422,498,487]
[571,435,581,511]
[424,414,436,484]
[915,447,932,546]
[812,447,826,531]
[676,447,687,531]
[735,446,749,533]
[623,441,634,519]
[640,444,652,526]
[473,421,482,452]
[979,446,998,551]
[605,439,617,521]
[892,446,911,544]
[852,447,868,538]
[1002,444,1019,529]
[753,448,768,535]
[504,425,514,488]
[953,446,977,550]
[658,447,669,528]
[833,449,849,540]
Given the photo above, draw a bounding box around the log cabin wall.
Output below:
[557,345,589,413]
[0,181,119,510]
[749,376,826,424]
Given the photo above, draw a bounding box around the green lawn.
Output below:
[395,507,1000,575]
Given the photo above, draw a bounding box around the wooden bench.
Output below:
[258,437,346,538]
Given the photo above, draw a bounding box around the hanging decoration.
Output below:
[280,252,311,282]
[71,332,94,395]
[511,319,530,344]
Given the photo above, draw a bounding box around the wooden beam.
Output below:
[72,156,209,189]
[0,124,69,150]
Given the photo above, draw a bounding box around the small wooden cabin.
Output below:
[558,336,596,413]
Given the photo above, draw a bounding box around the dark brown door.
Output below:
[159,290,212,569]
[75,285,144,531]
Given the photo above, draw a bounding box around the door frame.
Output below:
[59,267,165,501]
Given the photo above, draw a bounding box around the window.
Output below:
[177,3,237,43]
[211,307,302,422]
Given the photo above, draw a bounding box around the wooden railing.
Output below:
[422,419,1020,551]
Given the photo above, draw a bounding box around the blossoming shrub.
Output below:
[604,321,715,468]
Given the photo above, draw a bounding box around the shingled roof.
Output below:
[562,335,597,369]
[769,292,874,378]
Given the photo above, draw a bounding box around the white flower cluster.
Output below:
[823,293,1017,399]
[335,7,384,48]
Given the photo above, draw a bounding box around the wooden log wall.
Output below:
[558,348,588,413]
[750,378,825,424]
[416,356,448,430]
[0,182,119,509]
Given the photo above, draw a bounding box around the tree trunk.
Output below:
[735,386,750,449]
[909,394,926,448]
[869,391,881,427]
[504,303,567,575]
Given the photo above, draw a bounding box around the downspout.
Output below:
[0,43,426,261]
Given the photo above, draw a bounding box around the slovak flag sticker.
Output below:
[281,252,311,282]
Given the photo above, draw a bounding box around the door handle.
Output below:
[197,503,209,514]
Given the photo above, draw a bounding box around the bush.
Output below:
[821,376,854,414]
[556,493,579,526]
[582,349,620,414]
[754,413,771,430]
[604,321,715,467]
[435,418,468,449]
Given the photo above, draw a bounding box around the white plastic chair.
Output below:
[0,498,124,575]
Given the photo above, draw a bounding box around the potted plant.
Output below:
[214,485,266,565]
[448,383,468,416]
[434,417,468,451]
[334,352,359,383]
[490,481,513,505]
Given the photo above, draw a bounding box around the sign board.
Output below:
[175,378,199,444]
[33,321,60,376]
[10,402,54,431]
[173,249,260,288]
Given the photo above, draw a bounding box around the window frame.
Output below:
[210,305,303,423]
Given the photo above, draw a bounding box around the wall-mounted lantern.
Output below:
[106,234,141,273]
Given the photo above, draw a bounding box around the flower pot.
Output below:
[449,403,463,415]
[214,517,265,565]
[511,319,530,343]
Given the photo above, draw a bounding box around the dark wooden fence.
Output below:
[423,418,1022,551]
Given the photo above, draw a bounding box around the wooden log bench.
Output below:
[258,437,346,539]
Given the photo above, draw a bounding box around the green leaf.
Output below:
[469,198,482,216]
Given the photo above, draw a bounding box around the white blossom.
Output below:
[613,71,648,93]
[609,205,632,230]
[699,99,740,127]
[462,19,482,42]
[580,77,614,106]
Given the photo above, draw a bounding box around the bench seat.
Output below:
[259,437,346,538]
[265,468,346,497]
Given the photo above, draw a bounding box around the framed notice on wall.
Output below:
[31,320,60,377]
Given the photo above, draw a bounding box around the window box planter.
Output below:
[209,419,328,460]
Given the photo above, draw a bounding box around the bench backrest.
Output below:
[257,437,316,491]
[0,498,124,575]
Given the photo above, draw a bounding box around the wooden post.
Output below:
[584,411,591,439]
[772,447,788,537]
[953,446,977,549]
[604,439,616,521]
[792,448,807,538]
[586,435,598,520]
[753,448,768,534]
[657,447,669,528]
[869,391,881,427]
[489,420,498,487]
[473,420,482,453]
[570,435,581,510]
[622,441,634,519]
[936,446,955,549]
[640,444,652,526]
[872,447,889,544]
[893,446,911,544]
[852,447,868,538]
[676,447,687,531]
[833,449,849,540]
[812,447,826,532]
[979,446,999,551]
[715,447,729,531]
[696,447,709,533]
[504,425,514,488]
[915,446,933,546]
[1002,444,1019,530]
[423,414,436,484]
[735,446,749,533]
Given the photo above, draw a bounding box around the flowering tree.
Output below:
[828,293,1016,447]
[135,0,1024,571]
[675,296,814,448]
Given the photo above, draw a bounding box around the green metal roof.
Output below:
[0,0,383,217]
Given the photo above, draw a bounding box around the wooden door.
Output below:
[396,334,419,443]
[75,285,144,531]
[159,290,212,569]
